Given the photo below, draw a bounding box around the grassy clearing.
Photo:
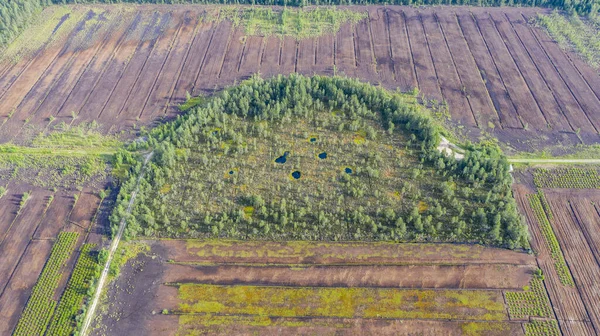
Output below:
[0,123,120,189]
[206,7,366,39]
[175,284,507,321]
[536,11,600,68]
[509,143,600,161]
[184,240,492,262]
[32,121,121,150]
[1,6,88,63]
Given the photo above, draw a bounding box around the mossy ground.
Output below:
[175,284,507,321]
[184,239,485,261]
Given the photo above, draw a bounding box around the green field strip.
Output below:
[183,240,513,262]
[505,278,553,319]
[524,319,560,336]
[176,314,521,334]
[46,243,98,336]
[175,284,507,321]
[527,194,575,286]
[206,7,367,39]
[13,231,79,336]
[533,168,600,189]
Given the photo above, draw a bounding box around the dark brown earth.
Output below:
[91,239,535,336]
[1,5,600,152]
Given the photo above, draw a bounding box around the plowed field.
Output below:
[515,185,600,336]
[90,239,538,336]
[1,5,600,150]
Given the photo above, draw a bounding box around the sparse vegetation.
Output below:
[536,11,600,68]
[1,5,89,62]
[0,0,50,50]
[19,191,31,210]
[207,7,366,39]
[184,239,511,263]
[0,123,119,189]
[107,241,149,283]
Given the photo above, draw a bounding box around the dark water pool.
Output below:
[291,171,301,179]
[275,151,289,164]
[318,152,327,159]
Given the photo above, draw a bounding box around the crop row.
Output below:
[524,320,560,336]
[13,232,79,336]
[537,190,553,220]
[46,243,98,336]
[528,194,575,286]
[533,168,600,189]
[505,278,553,319]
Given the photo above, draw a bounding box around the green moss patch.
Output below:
[175,284,507,321]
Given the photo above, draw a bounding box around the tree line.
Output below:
[0,0,51,48]
[113,74,529,249]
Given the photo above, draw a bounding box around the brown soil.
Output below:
[162,263,534,290]
[547,194,600,332]
[0,188,53,292]
[0,6,597,150]
[0,239,53,335]
[33,192,74,239]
